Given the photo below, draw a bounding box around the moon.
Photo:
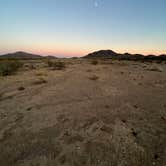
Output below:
[94,1,98,7]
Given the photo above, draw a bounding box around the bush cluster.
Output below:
[91,60,98,65]
[47,60,66,70]
[0,60,23,76]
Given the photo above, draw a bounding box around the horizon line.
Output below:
[0,49,166,57]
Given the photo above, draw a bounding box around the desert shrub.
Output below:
[89,75,99,81]
[33,77,47,85]
[156,60,162,64]
[147,66,163,72]
[87,69,92,72]
[29,64,36,69]
[47,60,66,70]
[0,93,2,99]
[91,60,98,65]
[18,86,25,91]
[35,72,47,76]
[0,60,23,76]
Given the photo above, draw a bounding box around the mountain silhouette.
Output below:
[84,50,118,58]
[84,50,166,61]
[0,51,42,59]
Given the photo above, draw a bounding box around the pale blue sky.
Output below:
[0,0,166,56]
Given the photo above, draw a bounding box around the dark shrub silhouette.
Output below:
[0,60,23,76]
[47,61,66,70]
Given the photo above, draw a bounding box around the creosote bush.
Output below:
[0,60,23,76]
[89,75,99,81]
[91,60,98,65]
[33,77,47,85]
[18,86,25,91]
[47,60,66,70]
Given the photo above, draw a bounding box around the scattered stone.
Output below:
[153,161,156,165]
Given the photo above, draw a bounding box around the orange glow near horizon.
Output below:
[0,47,166,57]
[0,41,166,57]
[0,0,166,57]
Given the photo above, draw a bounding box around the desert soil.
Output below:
[0,59,166,166]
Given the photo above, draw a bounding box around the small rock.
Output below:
[153,162,156,165]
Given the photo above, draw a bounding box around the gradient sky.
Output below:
[0,0,166,57]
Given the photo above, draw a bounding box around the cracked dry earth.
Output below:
[0,59,166,166]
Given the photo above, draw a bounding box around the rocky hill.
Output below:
[0,51,42,59]
[84,50,166,61]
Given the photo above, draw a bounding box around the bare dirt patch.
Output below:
[0,59,166,166]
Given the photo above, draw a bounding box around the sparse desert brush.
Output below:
[147,66,163,72]
[87,69,92,72]
[33,77,47,85]
[47,60,66,70]
[0,60,23,76]
[89,75,99,81]
[156,60,162,64]
[91,60,98,65]
[18,86,25,91]
[35,72,48,76]
[0,93,2,99]
[29,64,36,70]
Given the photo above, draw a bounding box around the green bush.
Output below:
[47,61,66,70]
[0,60,23,76]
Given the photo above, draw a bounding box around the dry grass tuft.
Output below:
[35,72,48,76]
[33,77,47,85]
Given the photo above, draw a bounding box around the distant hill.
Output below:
[45,55,57,59]
[84,50,118,58]
[84,50,166,61]
[0,51,42,59]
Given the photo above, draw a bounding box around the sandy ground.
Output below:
[0,59,166,166]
